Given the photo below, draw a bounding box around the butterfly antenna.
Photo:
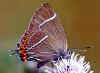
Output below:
[67,46,91,52]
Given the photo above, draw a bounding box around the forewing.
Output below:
[35,3,67,50]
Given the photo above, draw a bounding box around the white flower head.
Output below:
[44,52,94,73]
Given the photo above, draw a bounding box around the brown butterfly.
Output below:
[9,3,67,69]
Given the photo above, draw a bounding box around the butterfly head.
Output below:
[52,49,72,62]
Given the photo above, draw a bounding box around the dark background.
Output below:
[0,0,99,73]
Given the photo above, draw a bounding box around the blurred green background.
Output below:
[0,0,99,73]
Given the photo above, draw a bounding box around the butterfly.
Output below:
[9,3,67,68]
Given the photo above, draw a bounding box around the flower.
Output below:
[44,52,94,73]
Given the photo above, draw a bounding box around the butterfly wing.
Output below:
[35,3,67,49]
[17,3,67,62]
[39,3,67,50]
